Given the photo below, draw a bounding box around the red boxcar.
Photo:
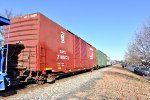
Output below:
[5,13,96,83]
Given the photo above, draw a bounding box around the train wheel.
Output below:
[36,80,44,85]
[47,74,57,83]
[91,68,94,72]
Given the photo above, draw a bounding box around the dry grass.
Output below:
[74,65,150,100]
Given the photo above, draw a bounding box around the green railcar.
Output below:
[96,50,107,69]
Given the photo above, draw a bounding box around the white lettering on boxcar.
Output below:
[59,49,66,54]
[57,49,69,60]
[57,62,65,66]
[90,48,93,51]
[57,54,69,60]
[90,48,94,59]
[24,16,27,19]
[30,14,37,18]
[60,32,65,43]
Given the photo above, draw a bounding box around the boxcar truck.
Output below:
[0,16,11,90]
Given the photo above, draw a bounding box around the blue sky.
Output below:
[1,0,150,60]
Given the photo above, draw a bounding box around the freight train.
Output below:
[0,13,111,90]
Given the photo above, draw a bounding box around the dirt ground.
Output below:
[71,64,150,100]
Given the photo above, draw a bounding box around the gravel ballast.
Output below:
[4,67,110,100]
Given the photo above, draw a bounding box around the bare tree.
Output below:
[124,43,141,65]
[135,25,150,65]
[4,9,13,19]
[125,21,150,66]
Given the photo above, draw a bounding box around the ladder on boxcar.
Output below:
[40,47,46,72]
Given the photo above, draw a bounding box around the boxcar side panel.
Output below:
[96,50,107,67]
[38,14,74,73]
[74,36,81,69]
[74,36,96,70]
[38,13,96,73]
[87,44,96,68]
[103,53,107,66]
[80,39,87,68]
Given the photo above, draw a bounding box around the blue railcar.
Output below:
[0,16,11,90]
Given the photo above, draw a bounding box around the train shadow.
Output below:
[56,69,92,80]
[0,83,27,97]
